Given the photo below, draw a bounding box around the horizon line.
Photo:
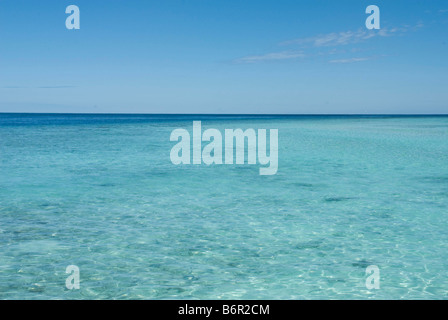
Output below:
[1,112,448,116]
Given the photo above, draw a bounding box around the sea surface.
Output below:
[1,113,447,299]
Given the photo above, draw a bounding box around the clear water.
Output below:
[1,114,447,299]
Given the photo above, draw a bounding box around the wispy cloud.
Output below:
[329,57,371,64]
[233,51,305,64]
[281,26,416,47]
[232,23,422,64]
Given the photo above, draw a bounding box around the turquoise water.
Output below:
[1,114,448,299]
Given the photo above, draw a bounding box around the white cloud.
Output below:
[232,23,422,64]
[233,51,305,64]
[281,27,411,47]
[329,57,371,64]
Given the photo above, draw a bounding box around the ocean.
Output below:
[0,113,447,299]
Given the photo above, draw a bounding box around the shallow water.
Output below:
[1,114,447,299]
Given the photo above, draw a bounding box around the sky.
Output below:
[0,0,447,114]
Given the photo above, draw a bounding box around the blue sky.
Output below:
[0,0,447,114]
